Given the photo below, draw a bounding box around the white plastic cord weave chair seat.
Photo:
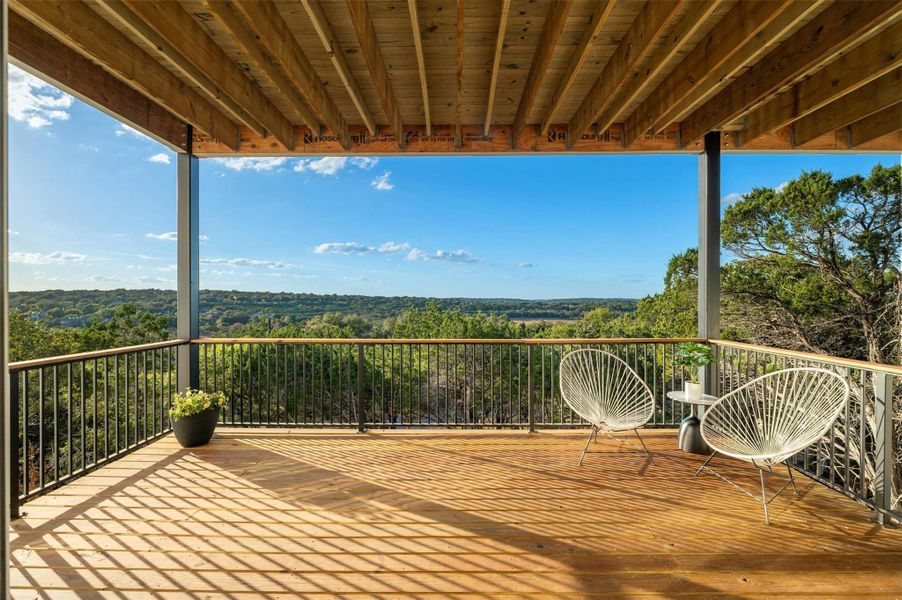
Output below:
[559,349,655,432]
[701,367,850,467]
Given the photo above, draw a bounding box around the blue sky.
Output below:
[8,65,897,299]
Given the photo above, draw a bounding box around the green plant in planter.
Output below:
[673,342,714,384]
[170,389,226,419]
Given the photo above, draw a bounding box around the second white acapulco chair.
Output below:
[699,367,849,524]
[559,349,656,466]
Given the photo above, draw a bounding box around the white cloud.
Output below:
[295,156,348,175]
[721,192,743,207]
[371,171,394,191]
[201,257,291,269]
[148,152,171,165]
[518,262,535,268]
[8,65,73,129]
[115,123,152,141]
[406,248,478,264]
[314,241,410,256]
[377,241,411,254]
[10,251,90,265]
[213,157,289,172]
[135,276,173,286]
[155,264,177,272]
[350,157,379,170]
[314,242,372,255]
[775,181,790,193]
[145,231,177,241]
[145,231,209,241]
[89,274,120,283]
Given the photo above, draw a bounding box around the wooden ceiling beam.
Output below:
[844,103,902,148]
[484,0,510,137]
[624,0,818,147]
[346,0,404,147]
[793,69,901,147]
[407,0,431,137]
[455,0,463,143]
[511,0,572,148]
[232,0,348,146]
[740,20,902,145]
[99,0,294,150]
[539,0,614,137]
[680,0,901,145]
[8,10,188,151]
[300,0,376,135]
[10,0,240,149]
[204,0,320,132]
[594,0,720,137]
[569,0,684,144]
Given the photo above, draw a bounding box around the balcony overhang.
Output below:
[7,0,902,156]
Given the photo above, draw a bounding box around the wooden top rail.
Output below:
[8,339,189,370]
[191,337,706,346]
[709,339,902,376]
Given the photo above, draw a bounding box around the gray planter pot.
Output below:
[171,407,220,448]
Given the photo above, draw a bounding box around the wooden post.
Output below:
[177,139,199,392]
[698,131,720,397]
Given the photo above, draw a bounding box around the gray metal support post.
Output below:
[177,144,200,392]
[698,131,721,396]
[357,344,365,432]
[527,345,535,432]
[0,2,10,594]
[873,371,895,524]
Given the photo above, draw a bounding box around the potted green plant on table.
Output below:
[169,388,226,448]
[673,342,714,401]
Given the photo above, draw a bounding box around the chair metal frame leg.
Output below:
[695,451,717,476]
[696,459,797,525]
[577,425,599,467]
[633,429,650,457]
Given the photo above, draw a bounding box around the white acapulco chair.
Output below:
[559,349,656,466]
[698,367,850,524]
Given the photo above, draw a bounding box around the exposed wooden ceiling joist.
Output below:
[569,0,685,144]
[484,0,510,137]
[679,0,901,145]
[407,0,430,137]
[8,10,187,151]
[203,0,320,132]
[300,0,376,136]
[346,0,404,147]
[623,0,820,147]
[232,0,348,146]
[793,69,901,147]
[845,103,902,148]
[594,0,721,138]
[98,0,294,150]
[741,19,902,145]
[10,0,240,149]
[511,0,573,147]
[455,0,463,142]
[539,0,615,137]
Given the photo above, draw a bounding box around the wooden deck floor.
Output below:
[10,429,902,599]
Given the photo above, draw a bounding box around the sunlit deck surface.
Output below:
[10,429,902,599]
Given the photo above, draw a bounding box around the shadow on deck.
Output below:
[10,429,902,598]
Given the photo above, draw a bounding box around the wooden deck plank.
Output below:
[10,429,902,597]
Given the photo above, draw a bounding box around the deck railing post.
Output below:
[8,370,18,520]
[357,344,366,432]
[698,130,721,399]
[527,345,535,432]
[873,371,895,524]
[176,141,200,393]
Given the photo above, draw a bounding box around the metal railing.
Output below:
[9,336,900,525]
[9,339,186,514]
[194,338,702,429]
[711,339,901,523]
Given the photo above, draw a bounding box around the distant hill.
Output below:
[10,289,637,335]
